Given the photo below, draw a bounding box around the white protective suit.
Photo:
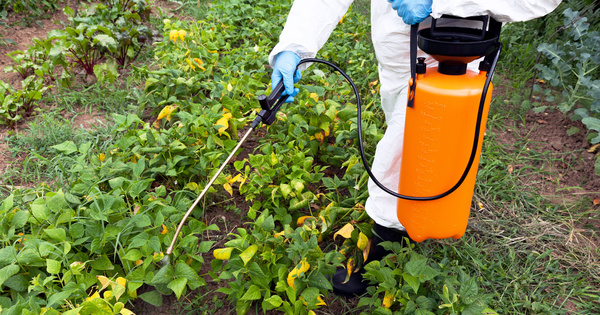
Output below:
[269,0,562,230]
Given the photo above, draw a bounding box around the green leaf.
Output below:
[240,284,261,301]
[94,34,117,51]
[90,255,114,271]
[262,215,275,231]
[405,258,427,277]
[1,194,13,212]
[132,157,145,178]
[262,295,283,310]
[138,290,163,306]
[0,247,16,266]
[459,276,479,304]
[151,264,174,285]
[239,245,258,266]
[47,289,75,309]
[0,264,20,287]
[51,141,78,155]
[123,249,143,261]
[11,210,29,228]
[175,262,202,289]
[47,259,61,274]
[403,273,419,294]
[167,277,187,299]
[44,228,67,242]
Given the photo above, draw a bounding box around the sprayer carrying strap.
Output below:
[407,23,418,108]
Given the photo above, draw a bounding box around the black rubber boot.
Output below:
[331,223,414,297]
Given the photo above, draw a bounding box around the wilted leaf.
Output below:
[334,223,354,240]
[356,232,368,251]
[215,110,233,134]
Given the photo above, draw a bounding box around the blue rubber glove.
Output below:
[388,0,432,25]
[271,51,301,103]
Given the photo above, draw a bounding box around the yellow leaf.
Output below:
[334,223,354,240]
[346,258,355,279]
[169,30,178,42]
[97,275,111,291]
[227,174,242,184]
[287,258,310,288]
[308,311,316,315]
[160,224,168,235]
[314,132,324,143]
[116,277,127,287]
[213,247,234,260]
[382,290,393,308]
[362,238,371,261]
[86,291,101,301]
[120,308,136,315]
[215,111,233,134]
[193,58,204,65]
[152,252,164,263]
[588,143,600,153]
[135,260,143,266]
[185,58,195,70]
[227,82,233,92]
[296,216,313,226]
[274,231,285,238]
[357,232,368,251]
[157,105,175,121]
[99,153,105,162]
[239,245,258,266]
[223,182,233,196]
[317,295,327,306]
[178,30,187,41]
[309,92,319,102]
[103,290,113,299]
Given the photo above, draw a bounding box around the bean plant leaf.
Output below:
[0,264,20,287]
[262,295,283,310]
[167,277,187,299]
[46,259,61,274]
[403,273,420,294]
[334,223,354,240]
[138,290,163,307]
[213,247,234,260]
[51,141,78,155]
[240,245,258,266]
[240,284,261,301]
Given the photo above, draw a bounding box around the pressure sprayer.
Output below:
[165,15,503,261]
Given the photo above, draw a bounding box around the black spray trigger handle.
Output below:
[258,80,285,111]
[253,81,287,127]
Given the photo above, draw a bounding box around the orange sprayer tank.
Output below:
[397,66,493,243]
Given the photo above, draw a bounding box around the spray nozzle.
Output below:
[252,81,287,128]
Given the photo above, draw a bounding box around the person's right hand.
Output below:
[271,51,301,103]
[387,0,432,25]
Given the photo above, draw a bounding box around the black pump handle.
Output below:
[430,15,490,41]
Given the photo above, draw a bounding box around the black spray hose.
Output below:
[296,43,502,201]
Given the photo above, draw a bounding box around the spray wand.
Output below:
[163,81,288,263]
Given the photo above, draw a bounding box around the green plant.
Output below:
[534,8,600,173]
[3,0,60,24]
[0,76,50,128]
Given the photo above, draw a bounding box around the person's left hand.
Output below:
[387,0,432,25]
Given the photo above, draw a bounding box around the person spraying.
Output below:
[270,0,562,296]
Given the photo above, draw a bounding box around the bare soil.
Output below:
[0,5,598,315]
